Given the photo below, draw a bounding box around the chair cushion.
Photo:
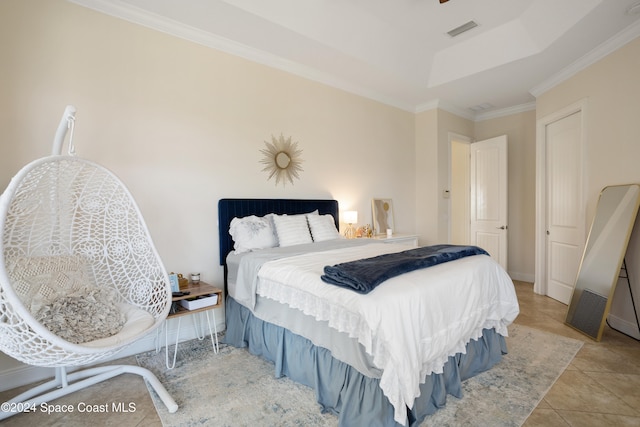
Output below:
[82,303,155,348]
[35,287,127,344]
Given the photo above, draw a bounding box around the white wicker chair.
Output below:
[0,106,177,419]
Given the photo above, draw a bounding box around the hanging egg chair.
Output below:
[0,106,177,419]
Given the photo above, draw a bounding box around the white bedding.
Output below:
[236,242,519,425]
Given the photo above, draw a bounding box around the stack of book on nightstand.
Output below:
[179,293,219,310]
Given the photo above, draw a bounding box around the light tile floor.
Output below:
[516,281,640,427]
[1,281,639,426]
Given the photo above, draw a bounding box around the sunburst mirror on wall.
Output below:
[260,134,304,186]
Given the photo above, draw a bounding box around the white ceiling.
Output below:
[71,0,640,119]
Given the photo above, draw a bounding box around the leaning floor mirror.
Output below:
[566,184,640,341]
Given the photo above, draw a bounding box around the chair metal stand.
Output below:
[0,365,178,420]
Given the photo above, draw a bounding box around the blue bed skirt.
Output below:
[223,296,507,426]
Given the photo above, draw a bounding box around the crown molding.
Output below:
[70,0,516,119]
[474,101,537,121]
[530,19,640,97]
[68,0,416,112]
[415,100,477,121]
[414,99,441,114]
[415,99,536,122]
[437,102,476,121]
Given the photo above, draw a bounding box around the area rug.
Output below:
[136,324,583,427]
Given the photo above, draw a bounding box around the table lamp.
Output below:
[343,210,358,239]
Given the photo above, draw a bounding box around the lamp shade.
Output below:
[344,210,358,224]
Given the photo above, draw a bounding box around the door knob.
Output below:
[496,225,507,230]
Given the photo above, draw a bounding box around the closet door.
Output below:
[545,110,584,304]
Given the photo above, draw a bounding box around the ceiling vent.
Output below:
[447,20,478,37]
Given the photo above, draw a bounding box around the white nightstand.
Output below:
[372,234,419,247]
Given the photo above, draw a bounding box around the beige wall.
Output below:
[414,109,477,247]
[414,108,439,244]
[0,0,417,377]
[536,37,640,335]
[474,109,537,281]
[450,139,470,245]
[0,0,417,273]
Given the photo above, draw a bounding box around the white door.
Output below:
[470,135,508,269]
[545,111,584,304]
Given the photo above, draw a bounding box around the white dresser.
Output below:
[371,233,419,247]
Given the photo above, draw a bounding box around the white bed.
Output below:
[218,199,519,426]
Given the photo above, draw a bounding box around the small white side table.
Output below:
[158,282,222,369]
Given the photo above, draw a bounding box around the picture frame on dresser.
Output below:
[371,198,394,235]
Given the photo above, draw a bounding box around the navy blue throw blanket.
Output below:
[321,244,489,294]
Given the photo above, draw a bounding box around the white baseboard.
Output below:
[607,313,640,340]
[0,315,225,394]
[508,271,534,283]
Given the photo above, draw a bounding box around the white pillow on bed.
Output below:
[308,214,341,242]
[272,213,314,247]
[229,215,278,253]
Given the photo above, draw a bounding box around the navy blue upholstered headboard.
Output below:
[218,198,339,265]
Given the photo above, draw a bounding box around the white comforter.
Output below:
[250,243,519,426]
